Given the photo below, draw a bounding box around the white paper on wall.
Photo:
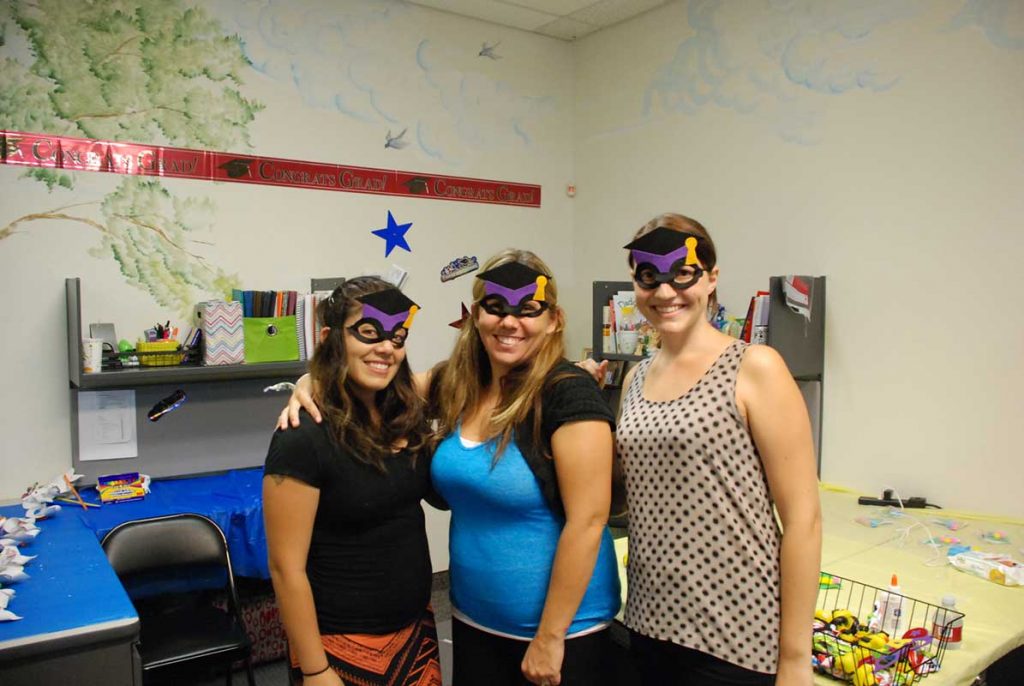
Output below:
[78,390,137,462]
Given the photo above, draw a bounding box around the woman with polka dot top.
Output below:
[615,213,821,686]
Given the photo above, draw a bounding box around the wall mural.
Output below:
[0,0,554,316]
[0,0,260,314]
[221,0,556,164]
[642,0,1023,144]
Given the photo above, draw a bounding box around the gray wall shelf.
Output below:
[66,278,308,389]
[66,277,311,484]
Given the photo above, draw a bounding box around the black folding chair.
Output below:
[101,513,257,686]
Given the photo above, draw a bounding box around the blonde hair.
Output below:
[431,249,566,458]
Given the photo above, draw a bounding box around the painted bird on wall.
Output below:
[479,41,501,59]
[385,128,408,149]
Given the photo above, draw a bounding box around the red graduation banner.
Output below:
[0,130,541,208]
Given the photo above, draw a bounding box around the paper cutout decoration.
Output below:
[372,211,413,257]
[148,390,187,421]
[349,288,420,347]
[441,256,479,282]
[449,303,471,329]
[623,227,704,291]
[476,261,550,318]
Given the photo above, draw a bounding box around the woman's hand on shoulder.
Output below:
[574,358,608,387]
[276,373,320,430]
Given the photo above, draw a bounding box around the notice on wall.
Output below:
[78,390,137,462]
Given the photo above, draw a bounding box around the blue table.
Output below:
[0,468,270,685]
[75,467,269,579]
[0,502,139,685]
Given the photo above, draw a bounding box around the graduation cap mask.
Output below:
[349,288,419,348]
[624,227,705,291]
[476,261,551,318]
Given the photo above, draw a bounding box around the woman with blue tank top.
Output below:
[428,250,620,686]
[277,250,620,685]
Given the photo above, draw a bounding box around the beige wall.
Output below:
[1,0,1021,537]
[568,0,1024,517]
[0,0,575,571]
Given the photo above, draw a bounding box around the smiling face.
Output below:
[634,267,718,336]
[340,304,407,399]
[474,303,558,377]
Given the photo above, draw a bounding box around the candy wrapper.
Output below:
[949,549,1024,586]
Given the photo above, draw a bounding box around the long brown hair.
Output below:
[310,277,429,471]
[431,249,567,458]
[629,213,720,318]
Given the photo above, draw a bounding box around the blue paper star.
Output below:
[372,210,413,257]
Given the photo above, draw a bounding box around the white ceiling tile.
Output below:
[568,0,667,28]
[534,16,598,41]
[408,0,559,31]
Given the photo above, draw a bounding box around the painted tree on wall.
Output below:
[0,0,262,314]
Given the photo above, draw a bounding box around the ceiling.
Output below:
[405,0,671,41]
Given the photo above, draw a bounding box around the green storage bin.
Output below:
[243,316,299,364]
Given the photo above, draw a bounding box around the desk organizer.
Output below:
[814,573,963,685]
[101,344,200,370]
[135,340,187,366]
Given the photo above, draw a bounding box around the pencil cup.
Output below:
[616,330,639,356]
[82,338,103,373]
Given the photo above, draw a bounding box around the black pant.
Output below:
[452,618,613,686]
[629,631,774,686]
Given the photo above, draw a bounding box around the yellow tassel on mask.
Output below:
[403,305,420,329]
[533,275,548,302]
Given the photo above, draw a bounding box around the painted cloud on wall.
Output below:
[948,0,1024,50]
[644,0,1021,144]
[223,0,556,164]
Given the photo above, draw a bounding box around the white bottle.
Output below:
[931,595,963,650]
[878,573,904,637]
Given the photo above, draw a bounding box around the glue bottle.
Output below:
[931,595,963,649]
[878,573,904,636]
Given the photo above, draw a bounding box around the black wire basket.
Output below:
[814,573,963,685]
[101,343,201,370]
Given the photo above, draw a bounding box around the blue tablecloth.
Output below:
[0,502,137,650]
[74,467,269,579]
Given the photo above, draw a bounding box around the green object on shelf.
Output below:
[243,316,300,364]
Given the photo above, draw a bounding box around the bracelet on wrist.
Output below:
[302,663,331,677]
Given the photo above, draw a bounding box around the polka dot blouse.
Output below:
[616,340,781,674]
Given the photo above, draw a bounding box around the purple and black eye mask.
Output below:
[351,304,410,342]
[479,295,548,318]
[631,244,703,291]
[479,282,548,317]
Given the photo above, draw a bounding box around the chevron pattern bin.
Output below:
[197,300,245,366]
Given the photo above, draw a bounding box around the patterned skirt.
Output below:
[290,607,442,686]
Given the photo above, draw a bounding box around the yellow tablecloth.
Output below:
[614,485,1024,685]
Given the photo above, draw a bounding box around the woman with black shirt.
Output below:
[263,277,442,686]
